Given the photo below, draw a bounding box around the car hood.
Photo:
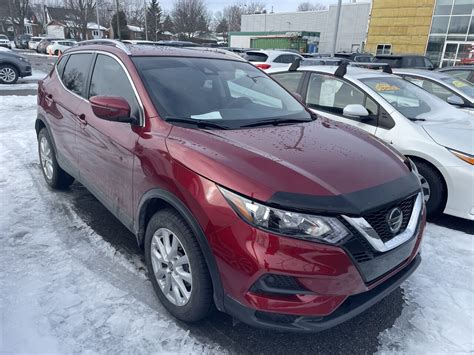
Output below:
[422,119,474,154]
[167,119,417,214]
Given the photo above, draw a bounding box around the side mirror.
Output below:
[343,104,370,118]
[446,95,464,106]
[89,96,136,124]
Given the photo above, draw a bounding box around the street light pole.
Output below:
[144,0,148,40]
[331,0,342,57]
[115,0,121,40]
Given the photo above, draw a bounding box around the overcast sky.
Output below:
[158,0,369,14]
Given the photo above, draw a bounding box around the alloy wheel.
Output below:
[419,174,431,203]
[150,228,193,306]
[0,67,16,83]
[40,135,54,180]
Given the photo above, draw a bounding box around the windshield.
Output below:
[440,77,474,98]
[0,35,8,40]
[361,76,461,120]
[132,56,311,128]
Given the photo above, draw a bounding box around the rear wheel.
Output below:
[145,209,213,322]
[38,128,74,189]
[0,65,18,84]
[415,161,446,215]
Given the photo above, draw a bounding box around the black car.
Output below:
[0,50,32,83]
[335,52,373,62]
[438,65,474,84]
[36,38,61,53]
[14,34,32,49]
[373,54,434,69]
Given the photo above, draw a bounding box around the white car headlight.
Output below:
[219,187,350,243]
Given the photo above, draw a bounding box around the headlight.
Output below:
[219,187,350,243]
[448,148,474,165]
[18,56,28,62]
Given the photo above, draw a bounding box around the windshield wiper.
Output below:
[239,118,314,128]
[407,118,426,122]
[164,117,231,130]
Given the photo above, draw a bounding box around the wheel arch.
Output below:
[136,188,225,311]
[35,114,57,152]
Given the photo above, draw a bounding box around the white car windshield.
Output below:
[361,76,462,121]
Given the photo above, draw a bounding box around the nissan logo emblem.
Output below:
[387,207,403,234]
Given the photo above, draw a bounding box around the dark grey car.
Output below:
[0,50,32,84]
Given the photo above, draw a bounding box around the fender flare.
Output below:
[136,188,225,311]
[35,114,58,152]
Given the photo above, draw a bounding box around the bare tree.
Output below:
[6,0,30,34]
[297,2,327,11]
[222,1,266,32]
[64,0,96,39]
[171,0,208,39]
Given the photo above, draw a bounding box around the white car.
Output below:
[46,40,77,55]
[0,34,11,49]
[28,36,44,50]
[244,50,303,70]
[268,64,474,220]
[393,68,474,114]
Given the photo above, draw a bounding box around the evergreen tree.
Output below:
[146,0,162,41]
[162,14,174,33]
[111,11,130,40]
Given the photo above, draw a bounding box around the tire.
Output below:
[145,209,213,322]
[415,161,446,215]
[37,128,74,189]
[0,64,18,84]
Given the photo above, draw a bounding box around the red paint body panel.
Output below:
[38,44,425,329]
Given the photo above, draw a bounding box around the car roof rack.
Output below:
[334,61,392,77]
[77,39,131,55]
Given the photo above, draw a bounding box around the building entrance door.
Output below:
[440,41,474,67]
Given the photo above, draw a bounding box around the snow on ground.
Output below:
[0,96,224,354]
[0,70,46,91]
[0,94,472,353]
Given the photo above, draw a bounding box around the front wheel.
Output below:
[145,209,213,322]
[0,64,18,84]
[38,128,74,189]
[415,161,446,215]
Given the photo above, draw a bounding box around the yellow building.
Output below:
[366,0,436,55]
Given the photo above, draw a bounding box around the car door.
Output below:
[303,72,378,134]
[75,53,142,229]
[44,53,94,174]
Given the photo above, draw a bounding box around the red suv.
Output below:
[36,40,425,332]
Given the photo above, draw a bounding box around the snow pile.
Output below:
[377,225,474,353]
[0,95,224,353]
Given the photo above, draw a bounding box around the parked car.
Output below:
[394,68,474,113]
[0,34,12,49]
[269,64,473,220]
[46,40,77,55]
[28,36,45,51]
[36,38,61,54]
[14,34,32,49]
[335,52,373,63]
[438,65,474,84]
[243,50,304,70]
[36,40,425,332]
[373,54,435,70]
[0,50,31,83]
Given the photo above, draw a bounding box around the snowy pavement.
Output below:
[0,94,473,354]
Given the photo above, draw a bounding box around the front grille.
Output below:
[363,195,416,243]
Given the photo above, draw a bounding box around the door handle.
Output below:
[77,113,87,125]
[45,93,53,104]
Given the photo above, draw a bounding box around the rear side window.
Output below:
[62,53,93,97]
[446,70,470,81]
[374,57,401,68]
[274,55,299,64]
[89,54,140,119]
[244,52,269,62]
[56,55,68,77]
[271,72,304,93]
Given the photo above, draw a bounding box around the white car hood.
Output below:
[422,119,474,154]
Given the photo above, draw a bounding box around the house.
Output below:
[45,6,81,39]
[87,22,108,39]
[0,0,41,39]
[109,24,144,40]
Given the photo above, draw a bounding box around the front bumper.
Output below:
[442,165,474,220]
[17,61,32,77]
[225,254,421,332]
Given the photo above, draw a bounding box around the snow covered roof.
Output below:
[127,25,143,32]
[87,22,107,31]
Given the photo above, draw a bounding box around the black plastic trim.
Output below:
[224,254,421,332]
[267,173,421,216]
[136,188,225,311]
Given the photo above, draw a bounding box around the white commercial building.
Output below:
[237,2,371,53]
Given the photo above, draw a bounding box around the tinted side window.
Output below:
[448,70,470,81]
[62,53,93,97]
[274,55,299,64]
[56,55,69,78]
[89,54,140,119]
[404,76,452,101]
[271,72,304,93]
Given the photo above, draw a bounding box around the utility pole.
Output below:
[144,0,148,40]
[96,1,101,38]
[331,0,342,57]
[115,0,121,39]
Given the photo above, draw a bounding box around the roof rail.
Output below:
[77,39,131,55]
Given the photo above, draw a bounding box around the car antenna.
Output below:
[382,64,393,74]
[289,57,302,72]
[335,61,349,78]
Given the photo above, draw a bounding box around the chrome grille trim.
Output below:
[342,193,423,253]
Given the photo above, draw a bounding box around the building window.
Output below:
[376,44,392,55]
[452,0,473,15]
[434,0,453,16]
[448,15,470,34]
[431,16,450,34]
